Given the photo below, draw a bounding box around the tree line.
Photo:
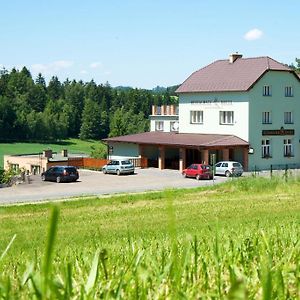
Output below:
[0,67,178,141]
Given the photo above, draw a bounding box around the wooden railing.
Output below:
[65,157,148,169]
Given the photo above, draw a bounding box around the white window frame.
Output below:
[285,86,293,97]
[262,139,271,158]
[155,121,164,131]
[284,139,293,157]
[219,111,234,125]
[262,112,272,124]
[284,112,293,124]
[190,110,203,124]
[263,85,272,96]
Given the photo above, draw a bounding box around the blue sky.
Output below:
[0,0,299,88]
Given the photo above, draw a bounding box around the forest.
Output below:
[0,67,178,142]
[0,59,299,143]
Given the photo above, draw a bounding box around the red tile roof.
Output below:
[176,56,294,93]
[103,132,248,148]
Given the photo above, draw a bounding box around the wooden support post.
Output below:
[202,149,209,164]
[158,146,165,170]
[179,148,186,172]
[222,148,229,161]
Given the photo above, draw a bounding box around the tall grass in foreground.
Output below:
[0,176,299,298]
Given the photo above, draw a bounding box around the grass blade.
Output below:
[0,234,16,261]
[43,206,59,296]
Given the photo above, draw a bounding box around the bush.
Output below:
[0,169,5,183]
[0,168,19,184]
[90,145,107,159]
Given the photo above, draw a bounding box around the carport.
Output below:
[103,132,249,171]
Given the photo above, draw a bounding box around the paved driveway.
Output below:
[0,168,229,205]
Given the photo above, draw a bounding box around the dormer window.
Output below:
[263,85,272,96]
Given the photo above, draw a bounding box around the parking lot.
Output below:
[0,168,229,205]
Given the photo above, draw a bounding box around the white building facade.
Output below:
[104,54,300,172]
[176,54,300,171]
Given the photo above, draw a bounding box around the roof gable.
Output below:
[176,56,293,93]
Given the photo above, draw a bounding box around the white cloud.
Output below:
[80,70,88,74]
[31,60,74,74]
[90,62,102,69]
[244,28,263,41]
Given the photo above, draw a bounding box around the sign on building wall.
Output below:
[191,99,233,108]
[262,129,294,136]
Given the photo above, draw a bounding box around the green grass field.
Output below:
[0,139,104,168]
[0,176,299,298]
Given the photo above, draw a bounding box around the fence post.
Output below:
[285,164,288,182]
[270,164,273,178]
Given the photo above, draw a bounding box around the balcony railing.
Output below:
[151,105,178,116]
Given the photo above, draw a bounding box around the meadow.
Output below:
[0,176,299,298]
[0,139,104,168]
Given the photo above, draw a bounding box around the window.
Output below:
[220,111,234,125]
[190,110,203,124]
[285,86,293,97]
[170,121,179,132]
[262,139,271,158]
[284,139,293,157]
[9,163,19,172]
[263,85,272,96]
[262,112,272,124]
[155,121,164,131]
[284,112,293,124]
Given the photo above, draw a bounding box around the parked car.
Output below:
[182,164,213,180]
[215,161,243,177]
[102,159,135,175]
[41,166,79,183]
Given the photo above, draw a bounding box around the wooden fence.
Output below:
[66,157,148,169]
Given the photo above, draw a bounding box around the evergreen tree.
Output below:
[47,76,63,100]
[79,99,102,140]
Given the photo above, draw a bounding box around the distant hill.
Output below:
[114,84,181,96]
[152,84,180,95]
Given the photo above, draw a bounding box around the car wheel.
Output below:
[196,174,201,180]
[116,169,121,176]
[41,175,46,181]
[182,172,187,178]
[225,171,231,177]
[56,176,61,183]
[103,168,107,174]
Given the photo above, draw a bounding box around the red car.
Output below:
[182,164,213,180]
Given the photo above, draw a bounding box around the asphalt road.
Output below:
[0,168,229,205]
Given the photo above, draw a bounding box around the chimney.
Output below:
[61,149,68,157]
[229,53,243,63]
[43,150,52,158]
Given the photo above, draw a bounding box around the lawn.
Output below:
[0,176,299,298]
[0,138,105,168]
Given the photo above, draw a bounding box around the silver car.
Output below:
[102,159,135,175]
[215,161,243,177]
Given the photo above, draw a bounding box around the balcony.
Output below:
[151,105,178,116]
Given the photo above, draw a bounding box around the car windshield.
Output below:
[121,160,131,165]
[66,167,77,172]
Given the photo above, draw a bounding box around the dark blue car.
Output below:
[41,166,79,183]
